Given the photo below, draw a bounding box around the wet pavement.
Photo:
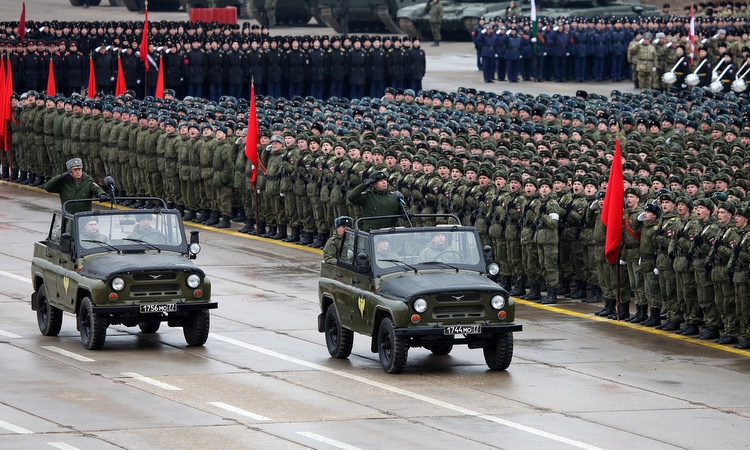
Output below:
[1,182,749,449]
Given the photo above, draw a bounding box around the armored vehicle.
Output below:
[318,0,423,34]
[318,214,521,374]
[31,198,216,350]
[398,1,506,41]
[484,0,659,22]
[229,0,321,25]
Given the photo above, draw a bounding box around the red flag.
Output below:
[601,139,624,265]
[154,56,164,99]
[140,11,150,72]
[2,58,13,152]
[0,58,6,148]
[115,54,126,96]
[18,3,26,41]
[47,58,56,96]
[86,58,96,99]
[245,84,260,186]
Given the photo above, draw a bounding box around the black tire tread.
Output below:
[325,304,354,358]
[378,317,408,374]
[483,332,514,371]
[183,309,210,346]
[37,285,63,337]
[79,297,107,350]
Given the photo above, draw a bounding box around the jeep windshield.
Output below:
[371,229,483,273]
[75,212,186,255]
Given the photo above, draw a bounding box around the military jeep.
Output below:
[31,198,216,350]
[318,214,521,373]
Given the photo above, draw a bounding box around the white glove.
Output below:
[619,260,627,265]
[543,52,548,56]
[652,67,657,72]
[110,76,115,81]
[121,48,127,53]
[136,79,141,84]
[95,46,101,52]
[531,38,537,43]
[519,55,523,59]
[548,213,559,221]
[667,42,673,47]
[638,257,641,266]
[654,268,659,275]
[590,200,599,210]
[156,46,163,52]
[639,38,644,44]
[566,52,570,56]
[506,29,512,35]
[553,26,559,31]
[701,38,708,44]
[280,193,285,197]
[106,46,111,51]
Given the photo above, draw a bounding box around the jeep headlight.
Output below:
[413,298,428,313]
[111,277,125,292]
[491,295,506,310]
[187,274,201,288]
[487,263,499,276]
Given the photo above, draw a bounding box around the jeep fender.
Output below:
[319,294,335,332]
[370,308,392,353]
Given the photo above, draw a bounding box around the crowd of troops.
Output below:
[470,5,750,91]
[5,75,750,348]
[0,19,425,102]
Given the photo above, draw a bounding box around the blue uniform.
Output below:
[590,30,610,81]
[549,29,571,82]
[505,34,522,82]
[610,28,627,81]
[472,24,484,70]
[520,32,534,80]
[572,29,589,82]
[495,33,507,82]
[480,30,496,82]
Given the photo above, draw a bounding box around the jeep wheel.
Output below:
[138,321,161,333]
[37,285,63,336]
[183,309,210,346]
[483,332,514,371]
[377,317,408,374]
[324,304,353,358]
[79,297,107,350]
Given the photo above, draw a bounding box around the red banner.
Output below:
[154,56,164,99]
[115,54,126,96]
[140,11,150,72]
[601,139,624,265]
[47,58,56,96]
[86,58,96,98]
[18,3,26,41]
[245,84,260,187]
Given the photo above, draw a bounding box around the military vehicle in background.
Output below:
[398,1,505,41]
[122,0,183,11]
[484,0,659,20]
[318,0,422,34]
[229,0,324,25]
[69,0,124,6]
[398,0,657,41]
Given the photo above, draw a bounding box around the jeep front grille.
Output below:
[130,284,181,297]
[435,292,481,303]
[433,305,485,319]
[133,272,178,281]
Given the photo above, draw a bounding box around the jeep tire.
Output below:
[37,285,63,336]
[377,317,408,374]
[79,297,107,350]
[183,309,210,346]
[483,332,514,371]
[324,304,353,358]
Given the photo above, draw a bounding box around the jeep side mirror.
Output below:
[355,252,370,274]
[61,233,72,254]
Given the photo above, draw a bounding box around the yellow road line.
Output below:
[514,297,750,356]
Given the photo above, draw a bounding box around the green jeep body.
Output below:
[31,200,216,350]
[318,214,521,373]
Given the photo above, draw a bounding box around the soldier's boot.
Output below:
[261,225,277,238]
[557,278,571,296]
[582,285,601,303]
[272,224,288,240]
[628,304,647,323]
[309,232,326,248]
[283,226,300,242]
[540,287,557,305]
[193,209,208,223]
[522,283,541,301]
[214,214,231,228]
[16,171,27,184]
[432,41,439,46]
[205,210,221,226]
[232,207,246,223]
[182,209,196,221]
[595,298,615,316]
[608,301,630,320]
[132,198,146,209]
[253,221,267,237]
[508,279,526,297]
[1,165,9,181]
[239,218,255,234]
[500,276,512,291]
[642,307,662,327]
[175,205,185,216]
[570,281,588,299]
[298,232,313,246]
[21,172,33,185]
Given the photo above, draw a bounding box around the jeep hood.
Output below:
[377,272,503,300]
[79,253,202,280]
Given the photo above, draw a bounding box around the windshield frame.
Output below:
[72,210,189,257]
[369,226,486,277]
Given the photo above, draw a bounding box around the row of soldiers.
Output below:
[3,86,750,342]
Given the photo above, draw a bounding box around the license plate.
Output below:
[443,325,481,335]
[140,303,177,313]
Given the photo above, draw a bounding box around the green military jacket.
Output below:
[44,173,107,214]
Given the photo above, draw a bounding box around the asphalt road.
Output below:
[0,181,749,450]
[11,0,641,98]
